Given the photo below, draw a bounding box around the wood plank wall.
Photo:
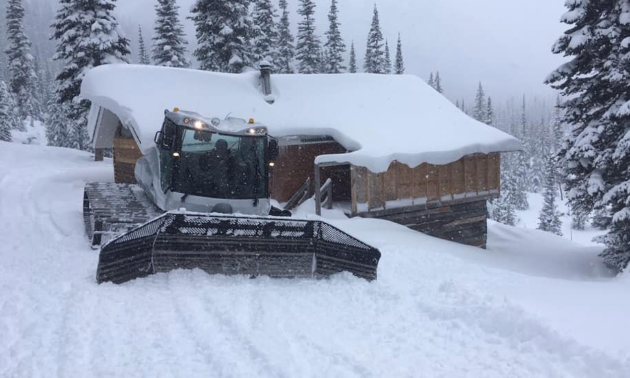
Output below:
[351,153,500,213]
[113,133,143,184]
[269,142,348,203]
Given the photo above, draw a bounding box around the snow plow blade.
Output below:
[96,213,381,284]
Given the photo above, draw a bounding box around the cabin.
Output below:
[82,64,520,248]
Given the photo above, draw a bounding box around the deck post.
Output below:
[95,148,104,162]
[314,163,322,216]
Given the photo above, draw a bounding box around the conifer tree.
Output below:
[572,209,588,230]
[138,25,151,65]
[394,33,404,74]
[153,0,189,68]
[428,72,434,88]
[363,5,385,74]
[538,154,563,235]
[318,50,327,74]
[512,153,530,211]
[434,71,443,93]
[324,0,346,74]
[252,0,279,66]
[191,0,254,73]
[276,0,295,74]
[296,0,321,74]
[546,0,621,240]
[0,81,16,142]
[348,41,357,73]
[485,97,494,126]
[473,82,486,122]
[5,0,40,121]
[384,40,392,74]
[490,154,518,226]
[52,0,130,150]
[490,194,516,226]
[513,96,533,200]
[44,96,71,148]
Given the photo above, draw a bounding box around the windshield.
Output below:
[173,129,267,200]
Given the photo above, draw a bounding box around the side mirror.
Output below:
[268,139,279,162]
[154,131,163,145]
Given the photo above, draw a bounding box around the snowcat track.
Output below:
[83,182,163,248]
[97,213,381,283]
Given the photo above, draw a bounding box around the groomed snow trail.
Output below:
[0,142,628,378]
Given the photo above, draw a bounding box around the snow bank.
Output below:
[81,64,521,172]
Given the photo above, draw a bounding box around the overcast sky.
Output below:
[116,0,568,103]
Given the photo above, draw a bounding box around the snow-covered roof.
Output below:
[81,64,520,172]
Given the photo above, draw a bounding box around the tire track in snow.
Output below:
[189,273,294,378]
[166,273,269,377]
[165,272,292,378]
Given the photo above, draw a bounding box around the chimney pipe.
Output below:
[259,61,274,104]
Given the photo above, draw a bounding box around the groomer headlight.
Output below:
[193,120,204,129]
[248,128,256,134]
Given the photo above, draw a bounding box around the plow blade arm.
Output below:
[96,213,381,284]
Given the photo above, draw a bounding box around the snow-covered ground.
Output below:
[10,119,48,146]
[1,141,629,377]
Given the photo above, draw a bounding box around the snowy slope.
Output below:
[1,142,629,377]
[81,64,521,172]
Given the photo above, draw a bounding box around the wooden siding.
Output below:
[352,153,500,213]
[113,133,142,184]
[270,142,348,203]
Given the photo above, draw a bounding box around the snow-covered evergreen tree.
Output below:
[44,95,71,148]
[538,154,563,235]
[485,97,494,126]
[295,0,321,74]
[252,0,279,66]
[318,49,327,74]
[490,193,516,226]
[384,40,392,74]
[490,154,517,226]
[348,41,357,73]
[0,81,18,142]
[434,71,443,93]
[473,82,486,122]
[5,0,40,120]
[572,208,588,230]
[363,5,385,74]
[191,0,254,73]
[394,34,404,74]
[276,0,295,74]
[428,72,434,88]
[512,96,533,201]
[324,0,346,74]
[548,0,630,271]
[153,0,189,68]
[52,0,130,150]
[138,25,151,65]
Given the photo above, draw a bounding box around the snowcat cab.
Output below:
[84,110,381,284]
[135,110,281,216]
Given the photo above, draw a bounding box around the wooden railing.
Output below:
[320,178,333,210]
[284,177,312,211]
